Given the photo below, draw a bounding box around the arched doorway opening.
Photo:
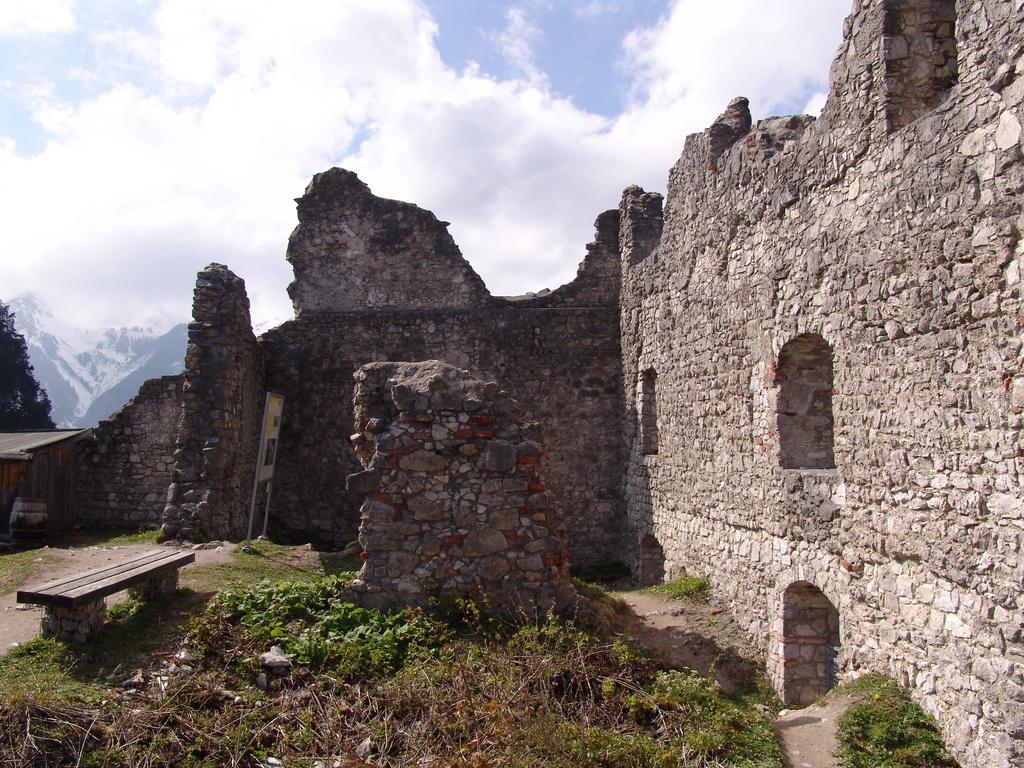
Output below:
[780,581,840,706]
[638,534,665,585]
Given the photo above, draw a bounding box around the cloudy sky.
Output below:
[0,0,850,331]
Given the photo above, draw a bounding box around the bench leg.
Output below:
[41,600,106,643]
[130,570,179,601]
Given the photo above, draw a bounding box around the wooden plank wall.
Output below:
[0,459,30,532]
[0,444,78,535]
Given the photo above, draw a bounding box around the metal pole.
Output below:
[260,479,274,539]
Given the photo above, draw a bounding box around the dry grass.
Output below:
[0,574,783,768]
[1,630,781,767]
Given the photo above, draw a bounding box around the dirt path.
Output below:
[616,590,759,694]
[773,694,855,768]
[1,543,234,655]
[617,590,849,768]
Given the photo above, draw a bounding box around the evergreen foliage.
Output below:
[0,302,54,429]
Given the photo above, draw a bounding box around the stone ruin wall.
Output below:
[161,264,264,542]
[76,375,183,527]
[619,1,1024,766]
[258,170,625,567]
[346,361,577,616]
[115,0,1024,761]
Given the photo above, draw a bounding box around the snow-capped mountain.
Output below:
[6,294,188,427]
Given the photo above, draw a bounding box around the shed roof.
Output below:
[0,430,90,460]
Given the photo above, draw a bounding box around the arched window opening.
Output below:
[639,369,659,456]
[776,334,835,469]
[883,0,958,131]
[781,581,840,706]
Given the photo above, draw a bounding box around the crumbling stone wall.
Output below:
[619,0,1024,765]
[76,375,183,527]
[161,264,264,541]
[260,174,624,566]
[346,361,577,616]
[287,169,493,314]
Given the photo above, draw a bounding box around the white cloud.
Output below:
[572,1,633,19]
[0,0,75,35]
[347,0,849,295]
[0,0,849,329]
[803,90,829,116]
[491,7,547,86]
[622,0,849,120]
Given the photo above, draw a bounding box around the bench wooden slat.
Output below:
[18,549,179,598]
[59,553,194,603]
[18,549,195,608]
[21,549,173,594]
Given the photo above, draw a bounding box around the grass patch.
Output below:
[0,590,206,707]
[837,674,958,768]
[184,539,357,593]
[648,573,710,601]
[0,527,161,595]
[0,548,60,594]
[0,638,101,705]
[70,527,161,548]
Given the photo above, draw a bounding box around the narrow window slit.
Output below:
[639,368,659,456]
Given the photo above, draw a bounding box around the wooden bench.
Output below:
[17,548,196,643]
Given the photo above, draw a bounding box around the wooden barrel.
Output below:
[10,497,48,548]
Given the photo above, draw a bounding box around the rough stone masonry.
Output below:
[344,361,577,617]
[161,264,263,542]
[259,169,625,565]
[619,1,1024,766]
[78,0,1020,764]
[77,375,183,528]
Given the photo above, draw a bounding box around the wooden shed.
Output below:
[0,430,91,539]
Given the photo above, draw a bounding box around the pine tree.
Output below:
[0,301,54,429]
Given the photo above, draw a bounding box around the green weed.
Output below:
[648,574,711,600]
[191,575,443,677]
[837,674,958,768]
[1,567,790,768]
